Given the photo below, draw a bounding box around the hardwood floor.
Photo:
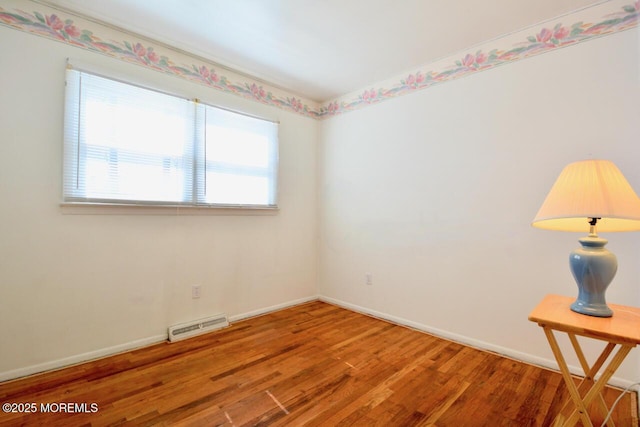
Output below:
[0,301,637,426]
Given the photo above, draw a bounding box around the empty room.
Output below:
[1,0,640,425]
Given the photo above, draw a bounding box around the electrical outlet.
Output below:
[192,285,201,299]
[365,273,373,286]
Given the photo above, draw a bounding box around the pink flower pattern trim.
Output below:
[320,2,637,118]
[0,2,637,119]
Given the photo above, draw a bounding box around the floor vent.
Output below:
[168,314,229,342]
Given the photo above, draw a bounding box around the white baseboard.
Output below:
[0,334,167,383]
[0,294,320,383]
[319,295,640,391]
[228,295,320,323]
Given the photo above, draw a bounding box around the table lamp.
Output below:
[532,159,640,317]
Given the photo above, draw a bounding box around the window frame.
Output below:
[62,64,280,213]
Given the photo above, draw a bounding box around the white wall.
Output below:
[318,29,640,384]
[0,26,318,378]
[1,7,639,388]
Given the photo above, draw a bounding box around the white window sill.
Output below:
[60,202,279,215]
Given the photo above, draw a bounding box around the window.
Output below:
[63,68,278,208]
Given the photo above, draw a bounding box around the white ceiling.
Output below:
[42,0,598,102]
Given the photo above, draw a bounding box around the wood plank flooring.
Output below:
[0,301,637,426]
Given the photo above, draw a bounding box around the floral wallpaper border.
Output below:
[323,0,638,118]
[0,0,322,118]
[0,0,638,120]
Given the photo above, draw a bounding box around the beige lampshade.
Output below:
[532,159,640,232]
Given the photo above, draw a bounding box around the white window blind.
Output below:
[199,107,278,206]
[63,67,278,208]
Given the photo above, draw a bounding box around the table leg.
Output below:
[544,327,592,427]
[544,327,634,427]
[564,344,632,426]
[567,335,617,425]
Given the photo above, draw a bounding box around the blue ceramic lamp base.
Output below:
[569,234,617,318]
[570,298,613,317]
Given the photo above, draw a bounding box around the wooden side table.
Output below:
[529,294,640,427]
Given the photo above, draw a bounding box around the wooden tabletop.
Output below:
[529,294,640,345]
